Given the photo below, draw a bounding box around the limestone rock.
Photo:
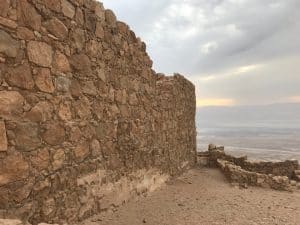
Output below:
[43,0,61,13]
[58,101,72,121]
[74,97,91,119]
[0,16,17,29]
[70,28,85,51]
[95,23,104,39]
[70,53,91,73]
[70,79,82,97]
[129,93,138,105]
[84,9,96,32]
[61,0,75,18]
[42,198,56,216]
[42,122,65,145]
[82,81,97,96]
[6,62,34,90]
[0,30,20,57]
[17,27,35,40]
[0,0,10,17]
[52,148,65,170]
[0,152,29,186]
[34,68,55,93]
[74,142,90,162]
[105,10,117,27]
[30,148,50,171]
[90,139,101,157]
[45,18,68,40]
[75,7,84,25]
[53,51,71,73]
[25,101,53,122]
[0,121,8,152]
[0,219,23,225]
[55,76,71,92]
[94,2,105,20]
[15,122,41,151]
[0,91,24,118]
[27,41,53,67]
[17,0,41,31]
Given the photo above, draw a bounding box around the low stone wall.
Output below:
[217,159,292,191]
[198,144,300,191]
[0,0,196,224]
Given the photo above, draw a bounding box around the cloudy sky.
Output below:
[101,0,300,107]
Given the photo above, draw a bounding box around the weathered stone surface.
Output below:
[58,101,72,121]
[0,30,20,57]
[0,219,23,225]
[42,198,56,216]
[61,0,75,18]
[55,76,71,92]
[0,16,17,28]
[43,0,61,12]
[0,91,24,118]
[90,139,101,157]
[75,7,84,25]
[82,81,97,96]
[42,122,65,145]
[53,51,71,73]
[0,0,197,223]
[70,28,85,51]
[84,9,96,32]
[17,26,35,40]
[95,22,104,38]
[74,142,90,162]
[70,79,82,97]
[25,101,53,122]
[6,62,34,90]
[17,0,42,31]
[27,41,53,67]
[45,18,68,40]
[0,152,29,186]
[15,122,41,151]
[70,53,91,73]
[94,2,105,20]
[52,148,65,170]
[0,121,8,152]
[31,148,50,171]
[105,9,117,26]
[129,93,138,105]
[74,97,91,119]
[0,0,10,17]
[34,68,55,93]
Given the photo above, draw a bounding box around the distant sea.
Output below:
[196,103,300,161]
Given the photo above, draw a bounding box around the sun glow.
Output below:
[196,98,235,107]
[285,96,300,103]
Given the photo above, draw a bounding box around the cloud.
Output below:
[101,0,300,106]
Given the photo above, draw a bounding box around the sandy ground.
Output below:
[81,168,300,225]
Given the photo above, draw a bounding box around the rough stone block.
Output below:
[27,41,53,67]
[0,121,7,152]
[0,30,20,57]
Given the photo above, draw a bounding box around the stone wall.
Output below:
[197,145,300,191]
[0,0,196,224]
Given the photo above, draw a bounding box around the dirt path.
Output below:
[81,168,300,225]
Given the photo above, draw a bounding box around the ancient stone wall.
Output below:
[0,0,196,224]
[197,145,300,191]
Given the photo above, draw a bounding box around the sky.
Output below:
[101,0,300,107]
